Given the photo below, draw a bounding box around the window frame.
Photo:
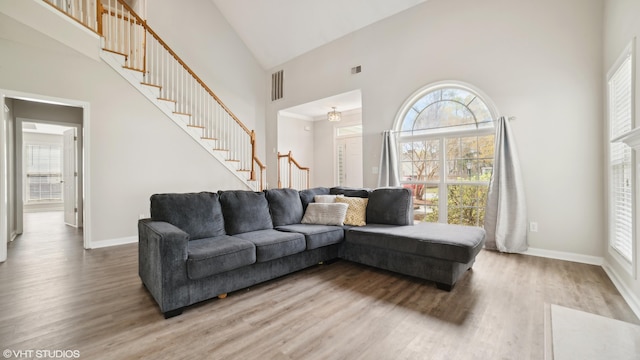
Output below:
[395,81,498,226]
[607,39,637,276]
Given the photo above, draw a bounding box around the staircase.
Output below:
[42,0,266,190]
[278,151,310,190]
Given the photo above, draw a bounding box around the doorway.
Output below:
[336,124,363,188]
[22,121,80,227]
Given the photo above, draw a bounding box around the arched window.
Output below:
[396,82,497,226]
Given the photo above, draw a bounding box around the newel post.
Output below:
[96,0,103,35]
[250,130,256,181]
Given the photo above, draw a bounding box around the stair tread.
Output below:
[173,111,191,116]
[103,48,128,59]
[213,148,230,152]
[141,82,161,89]
[201,137,218,141]
[187,124,204,128]
[123,65,144,73]
[157,98,177,102]
[226,159,240,162]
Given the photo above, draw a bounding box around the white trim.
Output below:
[0,88,92,250]
[521,247,604,266]
[0,95,7,262]
[89,236,138,249]
[602,261,640,320]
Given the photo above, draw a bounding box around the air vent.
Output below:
[271,70,284,101]
[351,65,362,74]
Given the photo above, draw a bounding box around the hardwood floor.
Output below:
[0,212,637,359]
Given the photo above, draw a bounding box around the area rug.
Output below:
[544,303,640,360]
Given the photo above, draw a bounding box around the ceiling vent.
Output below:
[271,70,284,101]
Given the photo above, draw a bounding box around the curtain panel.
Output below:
[377,130,400,187]
[483,116,528,253]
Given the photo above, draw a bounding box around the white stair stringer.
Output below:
[100,49,257,188]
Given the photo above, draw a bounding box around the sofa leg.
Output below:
[164,308,183,319]
[436,282,453,291]
[218,293,228,299]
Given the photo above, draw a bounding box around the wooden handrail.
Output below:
[105,0,252,136]
[278,151,309,171]
[277,151,310,189]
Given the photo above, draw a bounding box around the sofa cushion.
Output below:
[233,229,306,262]
[186,236,256,280]
[335,196,368,226]
[301,203,349,226]
[299,187,330,211]
[277,224,345,250]
[265,188,304,226]
[150,192,225,240]
[219,190,273,235]
[330,186,371,198]
[366,188,414,226]
[345,223,485,264]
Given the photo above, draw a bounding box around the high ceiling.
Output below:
[211,0,428,69]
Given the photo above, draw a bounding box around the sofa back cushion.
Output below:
[330,186,371,198]
[150,192,225,240]
[219,190,273,235]
[366,187,414,225]
[265,188,304,226]
[299,187,330,211]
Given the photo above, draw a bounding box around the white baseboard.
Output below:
[602,263,640,320]
[521,247,604,266]
[89,236,138,249]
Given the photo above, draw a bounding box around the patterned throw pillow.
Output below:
[335,196,368,226]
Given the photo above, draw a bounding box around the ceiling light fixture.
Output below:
[327,107,341,122]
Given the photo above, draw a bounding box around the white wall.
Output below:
[603,0,640,316]
[146,0,267,161]
[0,2,261,247]
[266,0,605,257]
[312,110,362,187]
[277,114,314,184]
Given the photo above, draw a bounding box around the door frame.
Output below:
[334,122,363,187]
[1,89,92,260]
[19,118,83,227]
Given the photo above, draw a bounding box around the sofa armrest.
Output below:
[138,219,190,313]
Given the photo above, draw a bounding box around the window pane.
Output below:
[400,140,439,182]
[26,144,63,202]
[410,184,438,223]
[447,184,488,226]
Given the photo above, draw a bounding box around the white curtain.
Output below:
[377,130,400,187]
[483,116,528,252]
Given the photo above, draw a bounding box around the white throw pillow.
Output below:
[301,203,349,226]
[314,194,337,203]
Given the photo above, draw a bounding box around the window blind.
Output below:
[609,50,634,263]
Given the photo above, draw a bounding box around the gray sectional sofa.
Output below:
[138,187,485,318]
